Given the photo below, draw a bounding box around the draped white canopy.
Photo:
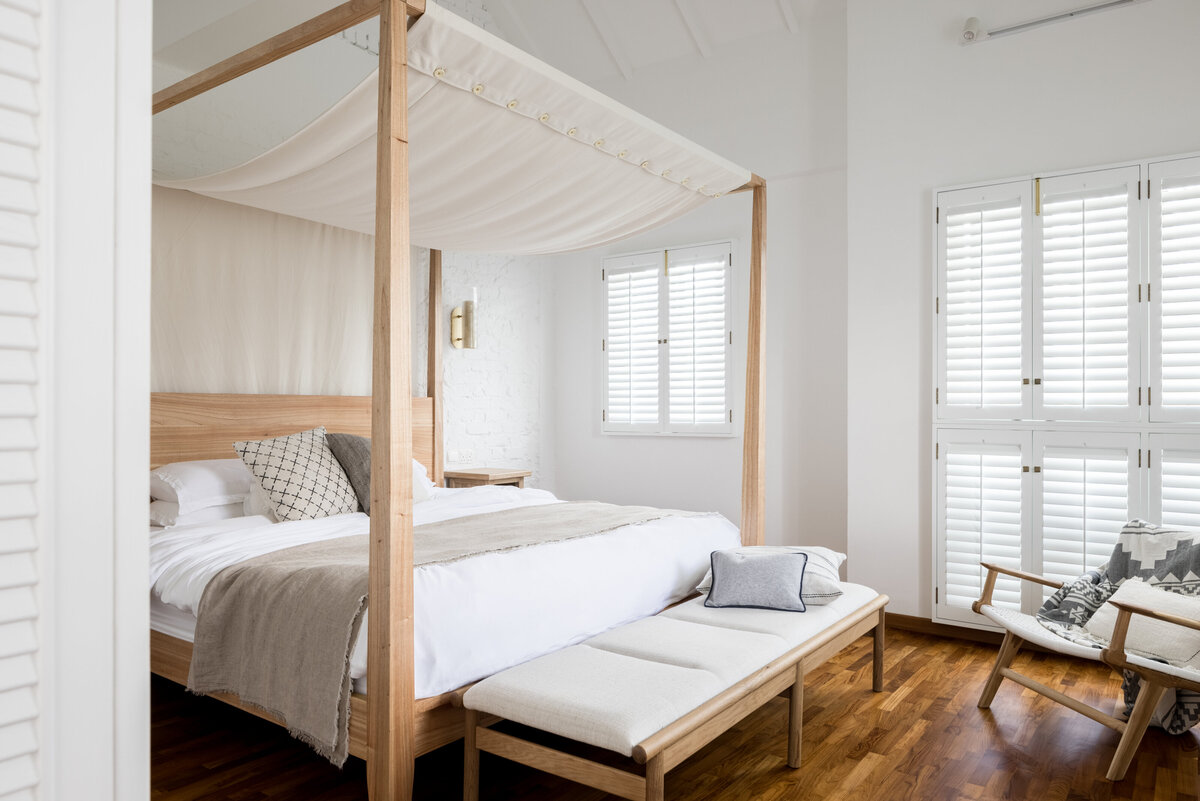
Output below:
[156,3,751,255]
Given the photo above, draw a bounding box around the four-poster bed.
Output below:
[150,1,767,799]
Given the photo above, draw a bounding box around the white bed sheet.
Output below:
[149,486,739,698]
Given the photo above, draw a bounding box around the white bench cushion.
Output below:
[463,582,881,756]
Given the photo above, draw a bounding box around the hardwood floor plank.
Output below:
[151,630,1199,801]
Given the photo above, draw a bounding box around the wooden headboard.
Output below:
[150,393,436,477]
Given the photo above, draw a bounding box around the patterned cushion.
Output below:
[234,427,359,522]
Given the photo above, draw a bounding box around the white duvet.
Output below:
[149,485,739,698]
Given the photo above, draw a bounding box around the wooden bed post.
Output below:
[428,249,444,486]
[740,179,767,546]
[368,1,418,799]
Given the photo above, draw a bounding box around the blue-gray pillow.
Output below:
[704,549,808,612]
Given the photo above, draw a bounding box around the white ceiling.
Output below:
[153,0,817,87]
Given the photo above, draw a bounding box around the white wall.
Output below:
[549,2,848,550]
[151,188,557,488]
[845,0,1200,615]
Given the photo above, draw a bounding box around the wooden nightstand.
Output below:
[443,468,531,489]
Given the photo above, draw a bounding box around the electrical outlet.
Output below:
[461,449,476,463]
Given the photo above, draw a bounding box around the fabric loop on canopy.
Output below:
[155,3,751,255]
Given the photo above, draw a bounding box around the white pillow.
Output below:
[413,459,434,503]
[242,481,280,522]
[696,546,846,606]
[1085,579,1200,669]
[150,500,245,528]
[149,458,253,515]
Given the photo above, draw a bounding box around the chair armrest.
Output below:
[971,562,1064,614]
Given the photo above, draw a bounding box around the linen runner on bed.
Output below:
[187,501,703,765]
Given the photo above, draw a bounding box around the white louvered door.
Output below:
[602,254,661,432]
[1148,433,1200,529]
[1033,431,1140,597]
[0,0,41,798]
[666,243,731,434]
[937,182,1031,421]
[935,429,1031,624]
[1035,167,1141,422]
[1149,156,1200,422]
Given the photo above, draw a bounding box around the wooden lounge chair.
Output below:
[972,562,1197,781]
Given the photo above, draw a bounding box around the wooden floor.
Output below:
[151,629,1199,801]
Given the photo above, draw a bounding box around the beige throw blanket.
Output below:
[188,501,701,765]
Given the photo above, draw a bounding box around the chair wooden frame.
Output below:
[973,561,1199,782]
[150,2,768,799]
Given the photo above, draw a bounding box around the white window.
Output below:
[933,152,1200,627]
[602,242,733,435]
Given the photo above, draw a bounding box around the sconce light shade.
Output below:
[451,287,478,349]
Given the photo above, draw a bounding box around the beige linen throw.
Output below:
[188,501,702,765]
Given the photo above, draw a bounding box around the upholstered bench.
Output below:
[460,584,888,801]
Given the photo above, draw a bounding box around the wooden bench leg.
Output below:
[978,631,1022,709]
[873,609,885,692]
[788,663,804,768]
[464,709,479,801]
[645,754,665,801]
[1107,679,1167,781]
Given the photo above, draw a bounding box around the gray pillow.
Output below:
[326,433,371,512]
[704,549,808,612]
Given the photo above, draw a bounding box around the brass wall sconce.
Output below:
[451,287,477,349]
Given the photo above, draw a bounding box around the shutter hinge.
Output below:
[1138,181,1142,200]
[1023,377,1030,385]
[936,206,939,224]
[936,296,939,314]
[1034,378,1041,385]
[602,409,606,422]
[1148,386,1152,405]
[1138,386,1142,405]
[935,586,939,604]
[936,442,939,459]
[602,338,606,352]
[728,331,733,345]
[1147,179,1152,199]
[1034,177,1042,216]
[1138,284,1142,302]
[1149,449,1153,469]
[664,250,668,276]
[1033,465,1041,473]
[602,269,605,281]
[1023,465,1030,472]
[1147,283,1152,302]
[936,387,939,404]
[1139,449,1142,468]
[729,409,733,423]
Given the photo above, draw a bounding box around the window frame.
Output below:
[601,241,735,437]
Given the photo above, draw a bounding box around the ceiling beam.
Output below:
[580,0,633,81]
[672,0,711,58]
[778,0,800,34]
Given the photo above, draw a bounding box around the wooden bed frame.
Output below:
[151,3,767,799]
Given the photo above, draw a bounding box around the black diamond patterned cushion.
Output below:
[233,427,359,522]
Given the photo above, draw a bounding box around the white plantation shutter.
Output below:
[603,255,660,431]
[937,183,1029,420]
[0,0,41,797]
[936,430,1028,624]
[1150,157,1200,421]
[1037,168,1140,421]
[1035,432,1138,593]
[1148,434,1200,529]
[667,244,731,432]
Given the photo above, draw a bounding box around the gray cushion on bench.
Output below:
[463,583,880,756]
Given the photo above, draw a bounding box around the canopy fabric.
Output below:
[155,3,751,255]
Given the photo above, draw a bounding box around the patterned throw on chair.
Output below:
[1036,520,1200,734]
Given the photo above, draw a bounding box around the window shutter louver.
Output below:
[1036,433,1138,592]
[1037,168,1139,421]
[937,183,1029,420]
[603,259,660,431]
[1150,157,1200,421]
[667,244,731,432]
[1148,434,1200,529]
[0,0,40,797]
[937,431,1027,624]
